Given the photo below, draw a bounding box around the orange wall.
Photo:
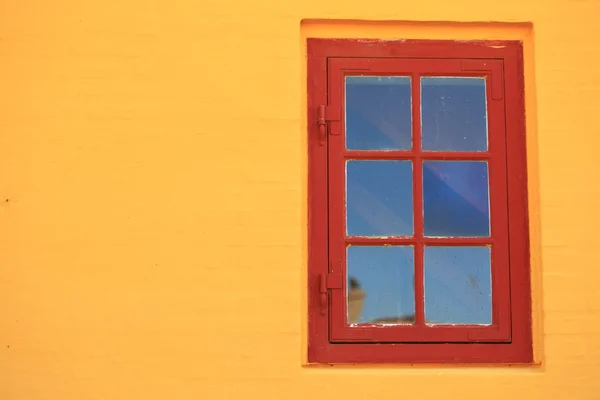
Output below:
[1,1,599,399]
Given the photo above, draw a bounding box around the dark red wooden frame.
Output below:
[307,39,532,364]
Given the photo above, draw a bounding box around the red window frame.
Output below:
[307,39,532,364]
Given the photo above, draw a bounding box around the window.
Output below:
[307,39,532,364]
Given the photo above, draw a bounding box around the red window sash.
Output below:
[328,58,510,343]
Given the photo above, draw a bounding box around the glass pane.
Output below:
[424,246,492,325]
[347,160,413,237]
[347,246,415,325]
[423,161,490,237]
[345,76,412,150]
[421,77,488,152]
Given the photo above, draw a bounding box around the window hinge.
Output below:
[318,272,344,315]
[317,105,342,146]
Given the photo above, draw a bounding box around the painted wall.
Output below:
[1,0,599,398]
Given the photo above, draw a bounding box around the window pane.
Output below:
[421,77,488,152]
[423,161,490,237]
[347,246,415,325]
[424,246,492,325]
[347,160,413,236]
[345,76,412,150]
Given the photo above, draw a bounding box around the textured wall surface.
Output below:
[1,1,599,399]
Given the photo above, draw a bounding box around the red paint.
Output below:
[307,39,532,364]
[411,70,426,328]
[341,151,492,160]
[307,50,329,355]
[345,237,494,245]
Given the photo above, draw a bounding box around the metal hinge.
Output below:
[318,272,343,315]
[317,105,341,146]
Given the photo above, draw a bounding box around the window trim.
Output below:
[307,39,532,364]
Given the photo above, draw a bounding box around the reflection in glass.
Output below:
[346,160,413,237]
[423,161,490,237]
[345,76,412,150]
[424,246,492,325]
[347,246,415,325]
[421,77,488,152]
